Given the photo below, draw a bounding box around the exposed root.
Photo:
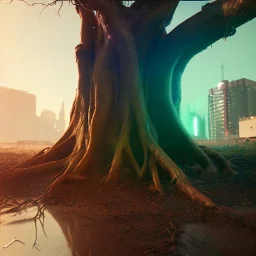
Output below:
[18,151,88,199]
[126,144,141,177]
[36,136,214,208]
[149,157,164,195]
[41,172,87,197]
[104,102,130,182]
[149,145,214,207]
[0,158,68,183]
[14,135,76,169]
[200,146,235,175]
[140,145,149,179]
[64,149,86,174]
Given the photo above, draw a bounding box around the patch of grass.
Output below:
[210,142,256,161]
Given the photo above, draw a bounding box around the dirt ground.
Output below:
[0,148,256,256]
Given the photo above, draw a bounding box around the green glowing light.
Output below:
[193,116,198,137]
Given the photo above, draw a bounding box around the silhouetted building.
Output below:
[208,78,256,139]
[0,86,37,142]
[38,110,60,142]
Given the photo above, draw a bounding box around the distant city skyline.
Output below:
[182,78,256,139]
[0,1,255,126]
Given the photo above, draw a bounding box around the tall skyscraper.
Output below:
[208,78,256,139]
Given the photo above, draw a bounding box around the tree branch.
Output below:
[158,0,255,114]
[163,0,256,64]
[131,0,180,31]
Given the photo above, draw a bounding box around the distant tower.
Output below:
[57,101,65,135]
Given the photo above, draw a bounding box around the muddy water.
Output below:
[0,207,70,256]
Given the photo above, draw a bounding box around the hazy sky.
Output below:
[0,1,255,125]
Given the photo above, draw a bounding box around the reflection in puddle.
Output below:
[0,206,106,256]
[1,205,256,256]
[0,207,70,256]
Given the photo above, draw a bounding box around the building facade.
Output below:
[0,86,66,143]
[0,86,37,142]
[208,78,256,139]
[37,104,66,142]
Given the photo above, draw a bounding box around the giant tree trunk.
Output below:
[1,0,256,207]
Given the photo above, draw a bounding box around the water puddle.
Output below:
[0,205,111,256]
[0,207,71,256]
[1,205,256,256]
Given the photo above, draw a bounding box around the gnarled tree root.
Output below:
[30,129,214,208]
[0,158,68,185]
[14,135,76,169]
[200,146,235,175]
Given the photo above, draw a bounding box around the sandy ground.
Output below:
[0,149,256,256]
